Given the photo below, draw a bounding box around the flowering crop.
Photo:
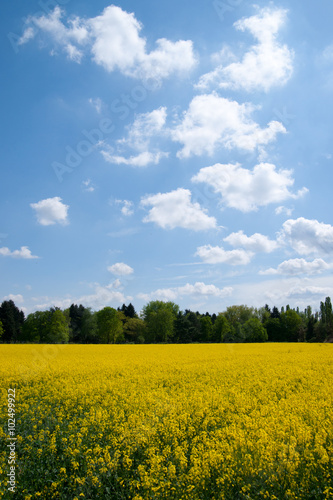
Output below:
[0,343,332,499]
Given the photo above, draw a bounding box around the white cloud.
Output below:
[196,7,293,92]
[30,197,69,225]
[22,6,197,80]
[107,262,134,276]
[224,230,278,252]
[192,162,308,212]
[26,6,89,62]
[115,200,134,216]
[139,281,233,302]
[195,245,253,265]
[89,97,102,113]
[104,151,168,167]
[120,107,167,150]
[260,258,331,276]
[278,218,333,255]
[0,246,39,259]
[82,179,95,192]
[321,44,333,64]
[18,26,36,46]
[172,94,286,158]
[3,294,24,304]
[141,188,217,231]
[275,205,294,216]
[286,285,333,299]
[34,284,128,312]
[102,108,169,167]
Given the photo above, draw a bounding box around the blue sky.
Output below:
[1,0,333,315]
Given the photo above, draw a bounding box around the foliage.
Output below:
[3,296,333,344]
[141,301,179,343]
[22,308,70,343]
[212,314,231,342]
[123,317,146,343]
[118,302,137,318]
[243,317,268,342]
[1,344,332,499]
[96,307,124,344]
[0,300,25,342]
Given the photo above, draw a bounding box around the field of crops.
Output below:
[0,344,332,499]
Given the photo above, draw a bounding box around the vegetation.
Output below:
[1,297,333,344]
[1,344,332,499]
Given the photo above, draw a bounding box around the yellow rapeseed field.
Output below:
[0,344,332,499]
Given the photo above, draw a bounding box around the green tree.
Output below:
[0,300,25,342]
[118,303,137,318]
[142,301,179,343]
[48,309,70,343]
[265,317,283,342]
[96,307,124,343]
[22,309,70,343]
[199,315,213,342]
[81,309,99,343]
[123,317,146,343]
[68,304,86,342]
[0,320,3,340]
[185,311,201,343]
[174,312,192,343]
[280,309,303,342]
[224,305,255,328]
[243,317,268,342]
[212,314,231,342]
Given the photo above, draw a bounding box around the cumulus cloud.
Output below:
[278,218,333,255]
[101,107,169,167]
[21,6,197,81]
[30,197,69,226]
[141,188,217,231]
[195,245,253,265]
[119,107,167,150]
[139,282,233,302]
[0,246,39,259]
[3,294,24,304]
[172,94,286,158]
[260,258,331,276]
[107,262,134,276]
[192,162,308,212]
[196,7,294,92]
[34,282,129,312]
[224,230,278,252]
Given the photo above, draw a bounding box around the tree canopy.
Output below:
[2,296,333,345]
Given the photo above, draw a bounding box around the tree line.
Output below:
[0,297,333,344]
